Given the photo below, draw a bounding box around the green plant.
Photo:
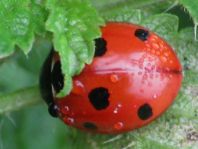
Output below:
[0,0,197,149]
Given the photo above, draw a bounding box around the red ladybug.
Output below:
[40,22,182,134]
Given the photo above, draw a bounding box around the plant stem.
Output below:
[0,86,42,114]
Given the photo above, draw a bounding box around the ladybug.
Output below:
[40,22,182,134]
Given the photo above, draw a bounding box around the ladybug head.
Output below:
[39,36,106,118]
[39,48,64,117]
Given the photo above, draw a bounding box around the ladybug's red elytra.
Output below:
[40,22,183,134]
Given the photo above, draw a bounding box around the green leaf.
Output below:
[179,0,198,22]
[179,0,198,40]
[45,0,104,96]
[0,0,47,58]
[103,7,179,42]
[141,13,179,41]
[170,28,198,85]
[95,0,176,14]
[103,8,142,24]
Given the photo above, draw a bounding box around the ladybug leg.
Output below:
[48,102,59,117]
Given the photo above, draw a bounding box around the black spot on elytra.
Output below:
[83,122,98,130]
[48,103,59,118]
[94,38,107,57]
[135,29,149,41]
[88,87,110,110]
[51,61,64,93]
[138,103,153,120]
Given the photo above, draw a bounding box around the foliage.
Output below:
[0,0,198,149]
